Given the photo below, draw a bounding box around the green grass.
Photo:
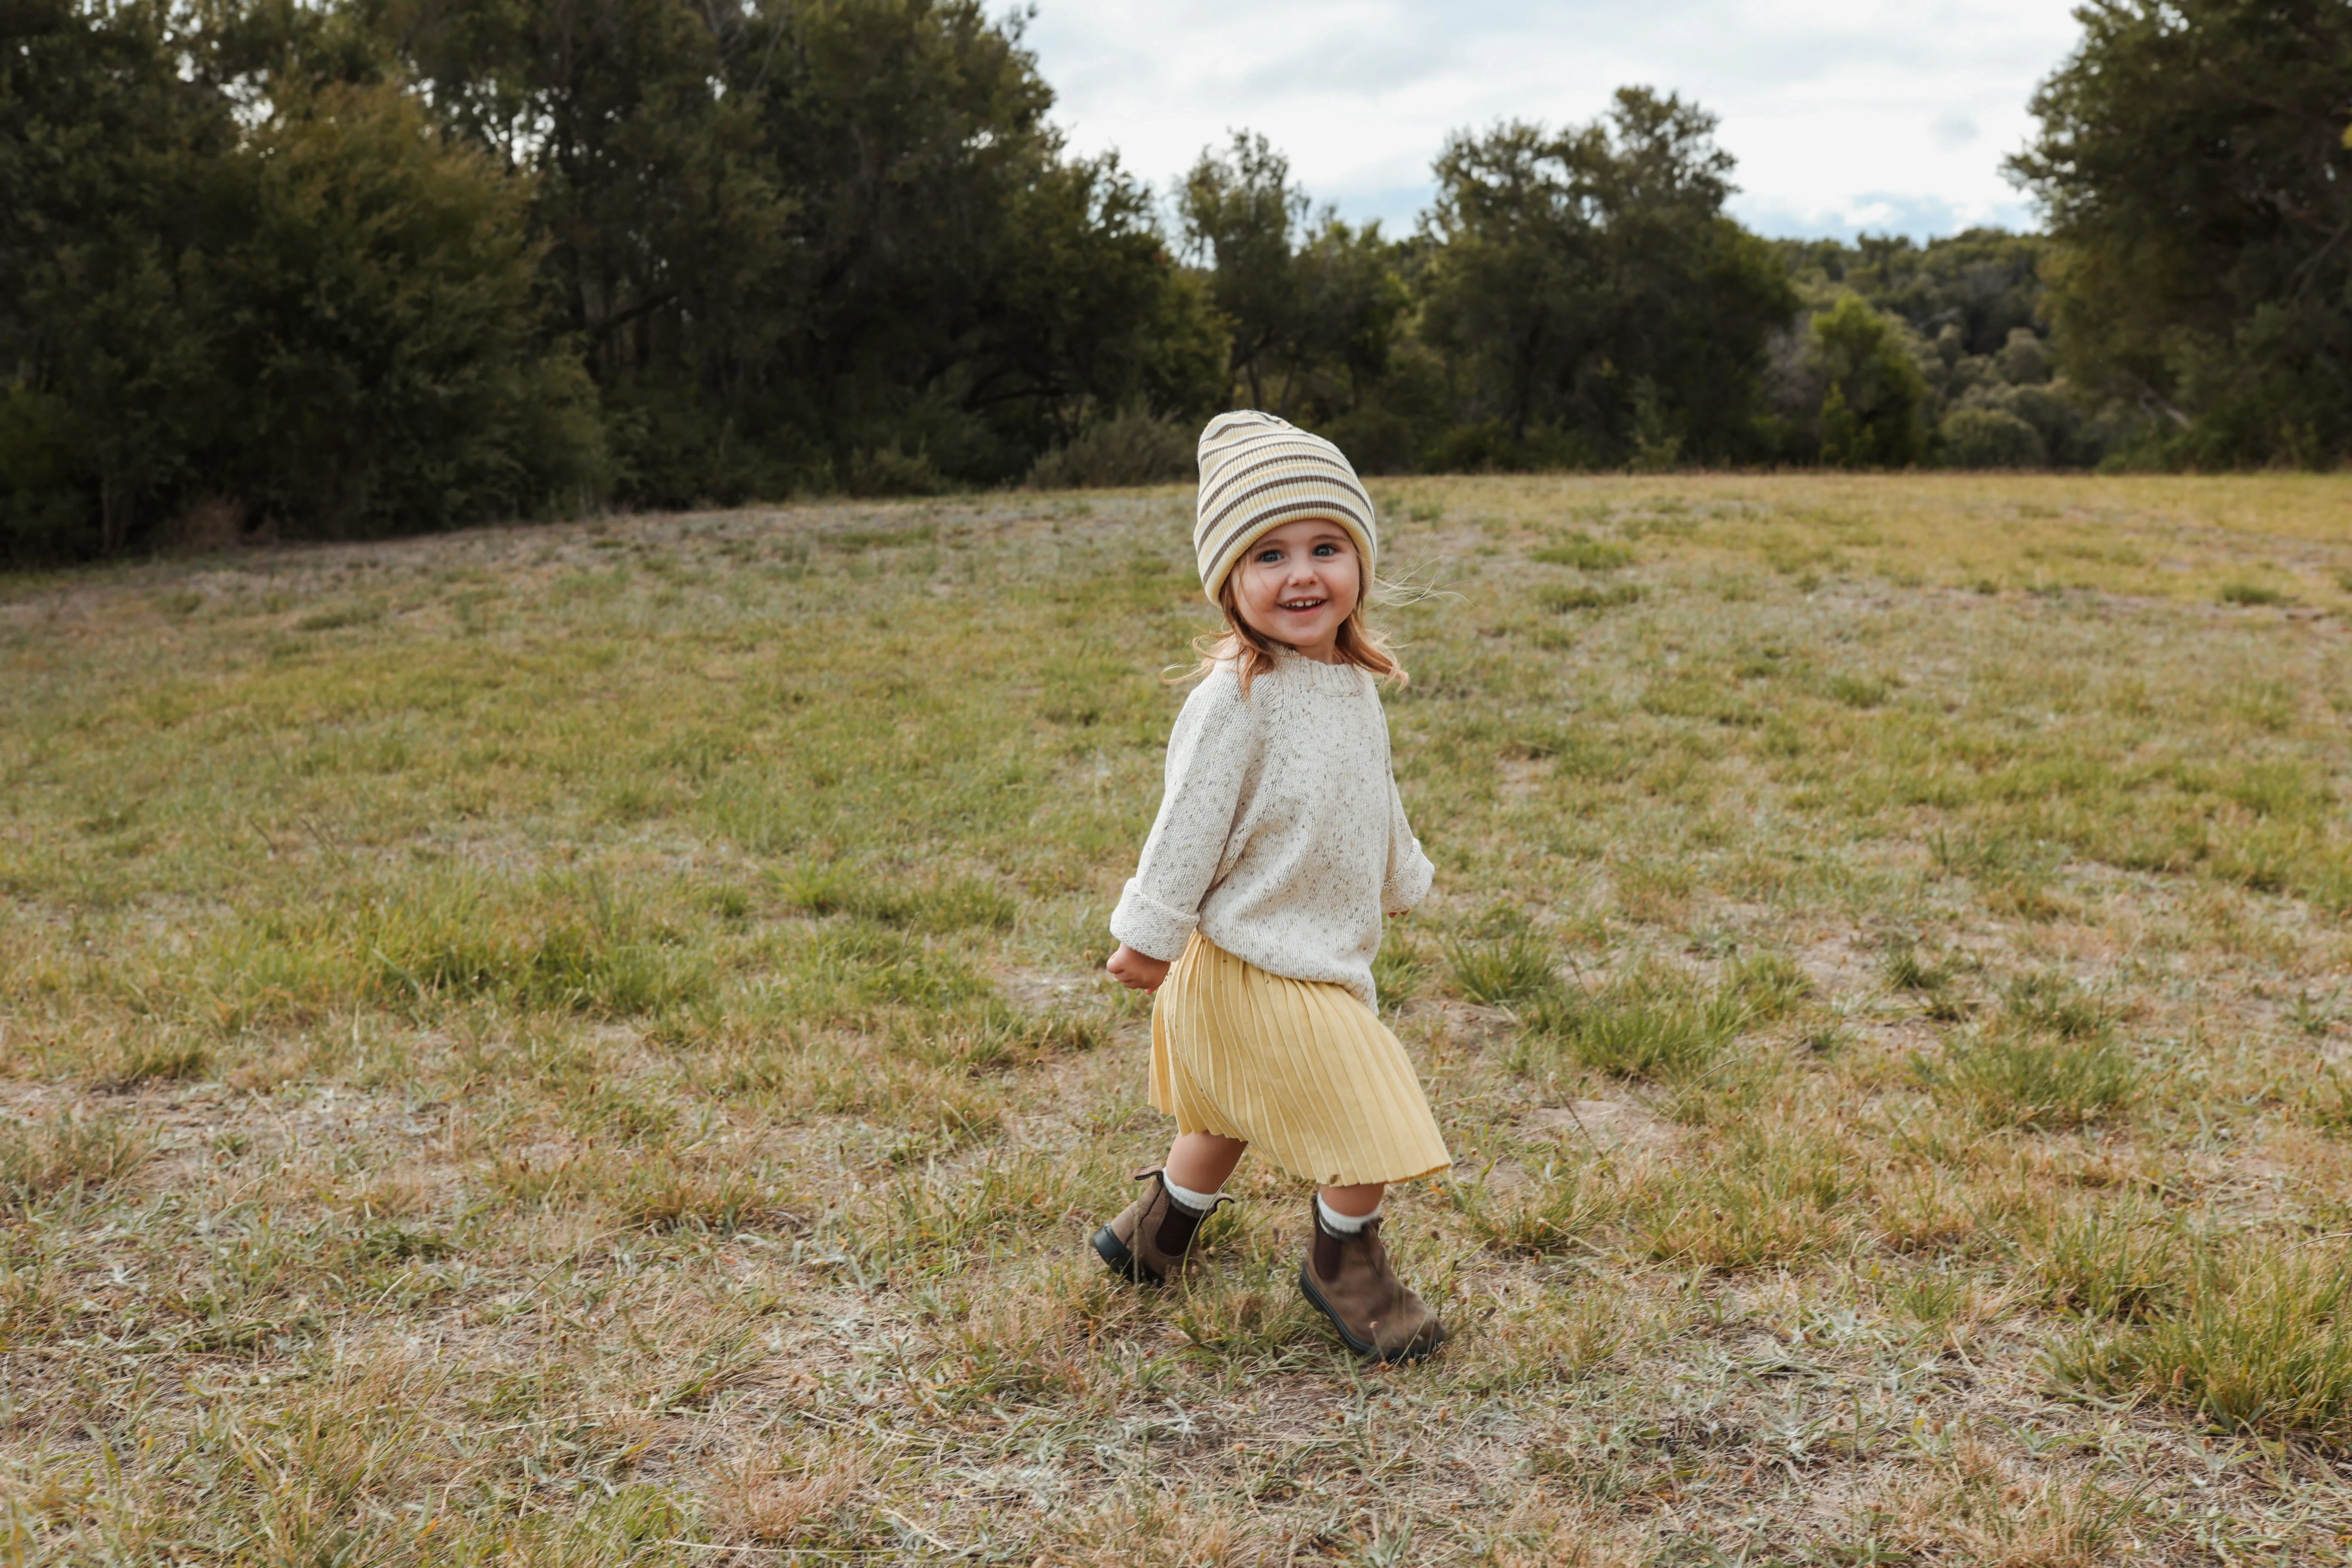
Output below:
[778,866,1020,932]
[1531,531,1636,570]
[1537,579,1648,612]
[5,473,2352,1561]
[1370,931,1433,1011]
[1449,1155,1622,1253]
[1,1112,151,1212]
[2025,1203,2186,1321]
[2304,1066,2352,1136]
[1919,1028,2140,1130]
[1441,928,1556,1003]
[1881,941,1951,994]
[1639,1124,1861,1270]
[1516,963,1751,1083]
[2054,1243,2352,1448]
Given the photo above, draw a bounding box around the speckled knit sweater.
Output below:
[1109,651,1434,1009]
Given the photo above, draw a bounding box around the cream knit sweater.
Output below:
[1111,652,1435,1009]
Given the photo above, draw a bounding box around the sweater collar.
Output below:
[1267,647,1369,692]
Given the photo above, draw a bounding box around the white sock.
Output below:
[1162,1174,1221,1214]
[1316,1194,1380,1234]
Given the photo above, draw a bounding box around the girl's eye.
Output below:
[1256,550,1282,564]
[1314,543,1337,557]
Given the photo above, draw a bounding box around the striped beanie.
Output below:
[1194,410,1376,604]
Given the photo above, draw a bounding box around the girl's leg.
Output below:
[1164,1131,1246,1194]
[1093,1132,1243,1283]
[1302,1178,1442,1360]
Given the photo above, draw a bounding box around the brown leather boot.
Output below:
[1091,1169,1224,1284]
[1298,1200,1446,1363]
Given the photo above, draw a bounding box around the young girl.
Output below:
[1094,409,1451,1363]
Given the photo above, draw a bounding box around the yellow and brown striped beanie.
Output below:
[1194,410,1376,604]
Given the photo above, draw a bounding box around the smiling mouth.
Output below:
[1277,597,1326,611]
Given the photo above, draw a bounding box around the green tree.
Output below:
[1811,294,1927,468]
[0,0,233,555]
[1175,130,1412,436]
[1418,88,1795,466]
[2010,0,2352,466]
[382,0,1219,498]
[1290,220,1412,413]
[205,82,605,534]
[1777,230,2049,358]
[1179,131,1307,409]
[1770,231,2122,467]
[2,1,599,554]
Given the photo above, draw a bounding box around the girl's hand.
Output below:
[1107,945,1171,992]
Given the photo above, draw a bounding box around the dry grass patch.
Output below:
[6,475,2352,1561]
[0,1108,151,1212]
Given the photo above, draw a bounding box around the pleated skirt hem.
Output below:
[1148,933,1452,1188]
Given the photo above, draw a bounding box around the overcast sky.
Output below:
[1023,0,2084,242]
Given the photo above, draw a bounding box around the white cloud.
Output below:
[1022,0,2082,239]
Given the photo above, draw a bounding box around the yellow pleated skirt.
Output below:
[1150,934,1452,1187]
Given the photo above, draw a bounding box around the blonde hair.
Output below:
[1188,541,1408,695]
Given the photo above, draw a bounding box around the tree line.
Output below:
[3,0,2346,559]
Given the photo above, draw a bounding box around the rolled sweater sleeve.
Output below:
[1110,677,1258,962]
[1381,774,1436,916]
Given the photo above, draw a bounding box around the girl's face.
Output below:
[1230,518,1361,662]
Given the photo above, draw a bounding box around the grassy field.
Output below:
[5,473,2352,1565]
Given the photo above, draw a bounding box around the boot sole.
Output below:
[1092,1225,1160,1284]
[1298,1262,1446,1364]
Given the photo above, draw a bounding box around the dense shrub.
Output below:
[1812,294,1929,467]
[1026,405,1195,489]
[1941,407,2048,469]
